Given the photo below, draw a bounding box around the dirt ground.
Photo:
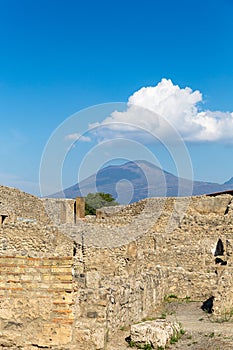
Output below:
[106,301,233,350]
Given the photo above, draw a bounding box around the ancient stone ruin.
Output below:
[0,184,233,349]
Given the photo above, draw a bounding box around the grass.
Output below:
[160,312,167,319]
[127,341,153,349]
[184,296,191,302]
[128,340,135,348]
[167,294,178,299]
[164,294,178,303]
[170,335,179,344]
[164,294,197,304]
[208,308,233,323]
[141,316,157,322]
[170,328,185,345]
[120,325,130,331]
[170,332,180,344]
[143,345,153,350]
[180,328,185,335]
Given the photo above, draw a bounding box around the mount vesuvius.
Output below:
[50,160,233,204]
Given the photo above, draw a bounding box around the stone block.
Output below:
[51,267,72,273]
[73,327,105,350]
[130,319,180,348]
[127,241,137,258]
[55,274,73,282]
[86,271,100,289]
[36,322,72,346]
[193,195,231,215]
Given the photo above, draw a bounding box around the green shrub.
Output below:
[85,192,118,215]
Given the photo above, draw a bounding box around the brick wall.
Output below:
[0,255,76,348]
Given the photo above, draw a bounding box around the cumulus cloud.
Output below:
[65,133,91,142]
[91,79,233,143]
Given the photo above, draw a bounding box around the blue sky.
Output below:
[0,0,233,195]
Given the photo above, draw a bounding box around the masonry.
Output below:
[0,185,233,349]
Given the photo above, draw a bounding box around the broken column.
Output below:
[75,197,85,220]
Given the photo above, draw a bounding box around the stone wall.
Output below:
[0,222,73,257]
[0,255,75,348]
[0,185,50,224]
[1,185,233,349]
[69,193,233,348]
[0,185,84,226]
[0,219,77,349]
[41,198,76,225]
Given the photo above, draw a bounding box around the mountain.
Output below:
[51,160,233,204]
[224,177,233,186]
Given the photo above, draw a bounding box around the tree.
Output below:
[85,192,118,215]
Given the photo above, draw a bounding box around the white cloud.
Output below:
[65,133,91,142]
[91,78,233,143]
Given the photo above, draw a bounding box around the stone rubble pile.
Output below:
[130,319,181,348]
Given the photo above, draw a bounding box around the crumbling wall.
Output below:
[0,222,76,349]
[72,236,168,350]
[213,266,233,318]
[0,255,76,348]
[41,198,76,225]
[0,185,50,224]
[70,193,233,347]
[0,222,72,257]
[0,186,82,226]
[1,189,233,349]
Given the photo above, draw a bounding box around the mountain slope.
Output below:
[224,177,233,186]
[51,160,233,204]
